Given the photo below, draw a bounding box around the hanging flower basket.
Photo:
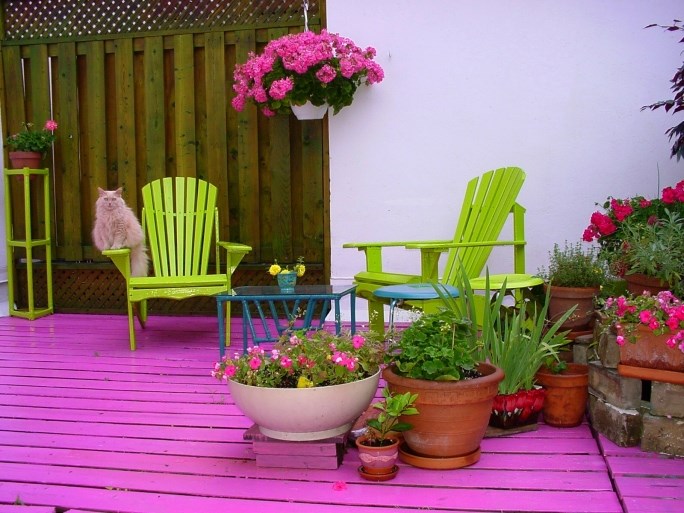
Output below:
[231,30,384,117]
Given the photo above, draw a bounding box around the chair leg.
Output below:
[133,302,146,329]
[127,300,137,351]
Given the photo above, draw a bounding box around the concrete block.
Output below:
[573,334,593,365]
[588,394,641,447]
[650,382,684,418]
[597,331,620,369]
[641,413,684,457]
[588,361,642,409]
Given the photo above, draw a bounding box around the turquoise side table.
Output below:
[373,283,460,330]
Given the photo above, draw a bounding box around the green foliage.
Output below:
[537,241,607,288]
[5,121,57,153]
[364,388,419,444]
[622,210,684,296]
[477,283,574,395]
[389,309,478,381]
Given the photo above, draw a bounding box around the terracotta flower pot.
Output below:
[355,435,400,478]
[617,325,684,380]
[9,151,42,169]
[545,284,599,331]
[383,363,504,464]
[623,273,669,296]
[535,363,589,428]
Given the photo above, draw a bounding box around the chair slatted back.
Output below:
[142,177,217,277]
[442,167,526,284]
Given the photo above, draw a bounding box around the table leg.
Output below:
[217,298,226,358]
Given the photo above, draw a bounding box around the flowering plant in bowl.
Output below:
[231,29,384,117]
[602,291,684,353]
[5,120,58,154]
[268,256,305,277]
[211,329,384,388]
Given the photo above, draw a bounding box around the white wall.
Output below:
[327,0,683,320]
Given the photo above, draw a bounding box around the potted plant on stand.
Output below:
[212,329,384,441]
[537,241,607,335]
[5,120,58,168]
[601,290,684,385]
[535,359,590,428]
[231,29,384,119]
[355,388,418,481]
[583,180,684,297]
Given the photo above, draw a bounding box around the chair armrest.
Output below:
[406,240,525,251]
[217,241,252,274]
[343,240,451,274]
[101,248,132,278]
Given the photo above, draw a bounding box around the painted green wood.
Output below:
[268,114,292,263]
[173,34,196,178]
[234,29,260,262]
[301,119,324,262]
[82,40,108,253]
[2,44,28,239]
[343,167,543,333]
[1,26,328,289]
[55,42,83,261]
[204,31,229,224]
[114,38,138,213]
[102,177,251,350]
[143,36,166,185]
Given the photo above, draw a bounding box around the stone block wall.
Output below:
[579,330,684,456]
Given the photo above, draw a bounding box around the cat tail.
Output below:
[130,244,150,277]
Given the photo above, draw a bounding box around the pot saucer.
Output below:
[399,443,481,469]
[357,465,399,481]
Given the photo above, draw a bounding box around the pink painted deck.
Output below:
[0,313,681,513]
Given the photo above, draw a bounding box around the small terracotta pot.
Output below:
[535,363,589,428]
[356,435,400,476]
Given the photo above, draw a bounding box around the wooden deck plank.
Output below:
[0,313,680,512]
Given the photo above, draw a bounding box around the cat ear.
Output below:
[98,187,105,196]
[115,187,123,197]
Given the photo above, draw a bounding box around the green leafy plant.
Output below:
[212,329,384,388]
[388,308,479,381]
[537,241,607,288]
[5,120,58,153]
[620,210,684,296]
[363,388,419,446]
[477,285,574,395]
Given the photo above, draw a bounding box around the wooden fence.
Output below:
[0,0,329,311]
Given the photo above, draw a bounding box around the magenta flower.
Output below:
[44,120,58,131]
[352,335,365,349]
[249,357,261,370]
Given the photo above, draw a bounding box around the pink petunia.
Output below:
[352,335,365,349]
[44,120,58,131]
[249,357,261,370]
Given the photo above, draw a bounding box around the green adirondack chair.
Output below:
[343,166,543,333]
[103,177,251,350]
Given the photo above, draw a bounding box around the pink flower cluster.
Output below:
[231,29,384,116]
[583,181,684,243]
[605,291,684,353]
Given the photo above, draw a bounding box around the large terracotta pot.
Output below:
[228,370,380,441]
[9,151,42,169]
[623,273,669,296]
[383,363,504,461]
[545,284,599,330]
[535,363,588,428]
[618,325,684,373]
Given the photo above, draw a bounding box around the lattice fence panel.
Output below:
[3,0,321,41]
